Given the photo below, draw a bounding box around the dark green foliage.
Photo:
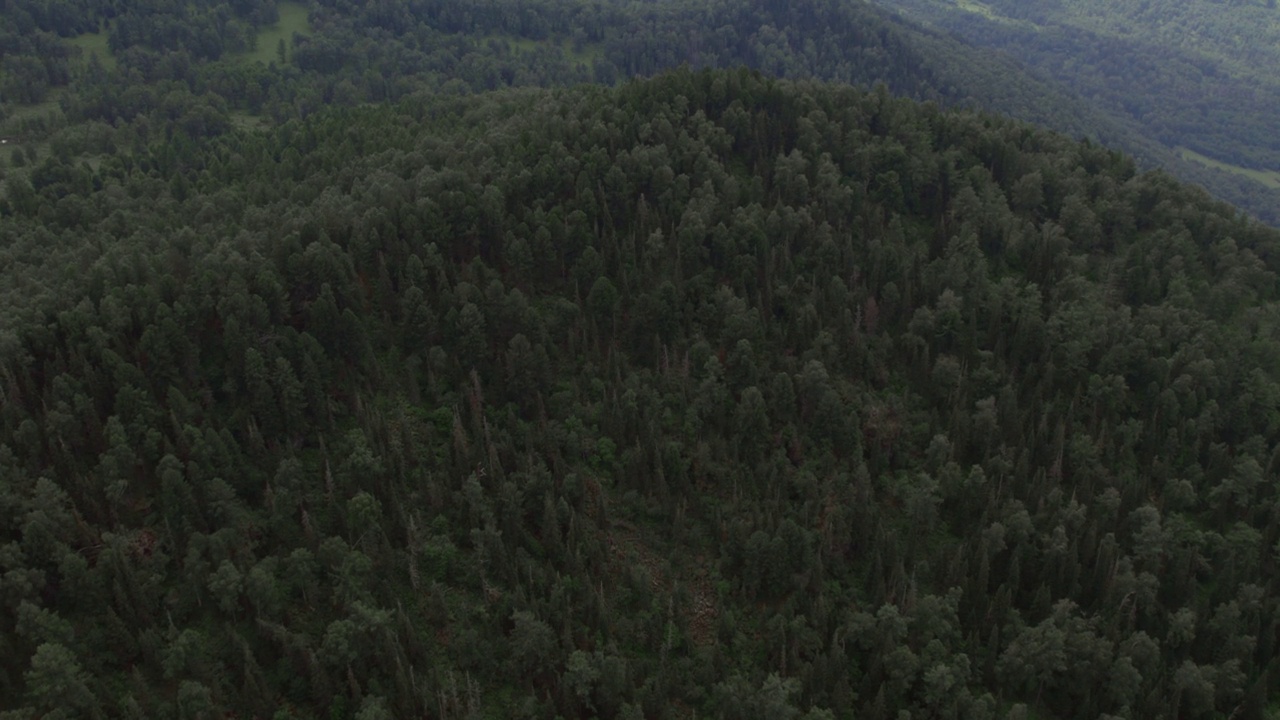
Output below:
[3,67,1280,719]
[10,0,1280,227]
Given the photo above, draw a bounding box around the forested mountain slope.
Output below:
[878,0,1280,224]
[3,68,1280,719]
[6,0,1280,223]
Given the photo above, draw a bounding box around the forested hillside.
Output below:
[6,0,1280,223]
[879,0,1280,225]
[3,67,1280,719]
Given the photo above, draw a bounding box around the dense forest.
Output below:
[6,0,1280,223]
[2,63,1280,718]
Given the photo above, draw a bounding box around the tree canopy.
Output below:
[1,66,1279,719]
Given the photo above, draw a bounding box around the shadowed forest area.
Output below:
[3,65,1280,719]
[2,2,1280,720]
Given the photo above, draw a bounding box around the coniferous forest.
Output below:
[4,66,1280,720]
[2,3,1280,720]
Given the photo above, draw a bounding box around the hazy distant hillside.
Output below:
[879,0,1280,221]
[970,0,1280,81]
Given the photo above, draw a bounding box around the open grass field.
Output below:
[2,141,54,170]
[229,112,272,132]
[953,0,1018,24]
[1,91,63,168]
[67,29,116,71]
[1178,146,1280,190]
[243,1,313,64]
[3,97,62,125]
[496,34,603,65]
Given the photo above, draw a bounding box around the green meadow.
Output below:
[1,95,63,164]
[67,28,116,71]
[243,1,313,64]
[1178,145,1280,189]
[229,112,271,132]
[495,34,603,64]
[953,0,1016,23]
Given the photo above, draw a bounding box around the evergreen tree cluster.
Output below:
[2,68,1279,719]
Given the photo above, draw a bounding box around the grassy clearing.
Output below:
[954,0,1001,20]
[2,141,53,169]
[229,112,271,132]
[243,1,313,65]
[1,94,64,164]
[490,34,603,65]
[3,97,62,125]
[1178,146,1280,189]
[949,0,1039,28]
[67,29,116,71]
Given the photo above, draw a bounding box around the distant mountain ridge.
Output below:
[877,0,1280,222]
[7,0,1280,221]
